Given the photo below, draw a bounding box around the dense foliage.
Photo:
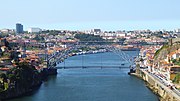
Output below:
[0,62,41,92]
[33,35,45,42]
[0,33,9,38]
[172,58,180,66]
[74,34,104,42]
[173,73,180,83]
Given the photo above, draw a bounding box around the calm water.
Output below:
[9,52,159,101]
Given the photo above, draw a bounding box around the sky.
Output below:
[1,0,180,31]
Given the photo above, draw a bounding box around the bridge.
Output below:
[45,41,139,72]
[56,66,130,69]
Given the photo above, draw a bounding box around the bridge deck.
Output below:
[56,66,130,69]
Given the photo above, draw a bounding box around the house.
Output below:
[172,53,180,60]
[168,65,180,80]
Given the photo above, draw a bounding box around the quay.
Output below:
[130,40,180,101]
[133,68,180,101]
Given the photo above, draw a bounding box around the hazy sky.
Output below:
[1,0,180,30]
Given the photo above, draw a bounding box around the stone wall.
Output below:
[136,69,180,101]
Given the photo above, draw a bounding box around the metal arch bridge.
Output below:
[46,41,138,70]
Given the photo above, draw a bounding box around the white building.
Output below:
[126,32,132,36]
[116,32,126,37]
[28,28,42,33]
[0,29,9,33]
[91,29,101,35]
[175,29,180,33]
[103,32,116,37]
[171,53,180,60]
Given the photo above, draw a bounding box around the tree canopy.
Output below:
[74,34,104,42]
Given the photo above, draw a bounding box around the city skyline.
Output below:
[1,0,180,30]
[2,21,180,31]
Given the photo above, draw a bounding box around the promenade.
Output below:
[140,69,180,101]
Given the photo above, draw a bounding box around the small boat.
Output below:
[121,63,125,65]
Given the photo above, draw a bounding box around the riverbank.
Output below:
[130,69,180,101]
[0,81,42,101]
[0,67,57,101]
[130,73,161,100]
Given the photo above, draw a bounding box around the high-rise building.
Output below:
[16,23,23,34]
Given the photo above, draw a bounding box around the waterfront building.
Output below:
[16,23,23,34]
[28,27,42,33]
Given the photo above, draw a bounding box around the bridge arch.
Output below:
[46,42,139,70]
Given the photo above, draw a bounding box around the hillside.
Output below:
[154,42,180,63]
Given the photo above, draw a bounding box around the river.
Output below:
[9,51,159,101]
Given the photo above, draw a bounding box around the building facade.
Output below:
[28,28,42,33]
[16,23,23,34]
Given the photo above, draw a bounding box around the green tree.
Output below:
[0,73,7,82]
[7,74,16,83]
[74,34,104,42]
[173,73,180,83]
[33,35,45,42]
[24,36,29,39]
[6,62,41,90]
